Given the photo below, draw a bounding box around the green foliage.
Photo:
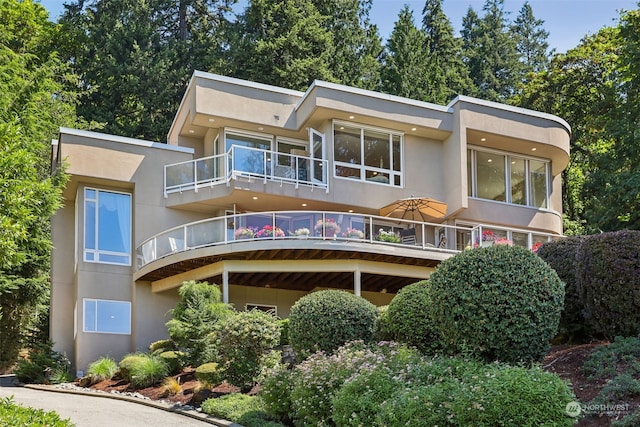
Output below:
[260,367,295,423]
[387,281,441,353]
[582,337,640,380]
[536,236,592,340]
[377,361,576,427]
[0,396,74,427]
[86,357,118,384]
[158,351,185,374]
[593,373,640,404]
[331,343,423,427]
[575,231,640,338]
[288,290,377,359]
[429,245,565,363]
[278,318,289,346]
[118,353,168,388]
[149,339,176,355]
[612,409,640,427]
[195,362,222,388]
[213,309,281,390]
[14,341,71,384]
[165,280,232,366]
[373,305,395,341]
[201,394,285,427]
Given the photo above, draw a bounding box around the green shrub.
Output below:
[376,361,576,427]
[213,309,281,390]
[14,340,72,384]
[158,350,185,374]
[582,337,640,380]
[288,290,378,359]
[195,362,222,388]
[149,339,176,355]
[0,396,74,427]
[387,281,441,353]
[201,394,285,427]
[86,357,118,383]
[593,373,640,404]
[331,342,423,427]
[537,236,592,341]
[118,353,168,388]
[429,245,565,363]
[278,318,290,346]
[576,230,640,338]
[373,305,395,341]
[260,367,295,422]
[165,280,232,366]
[288,341,380,427]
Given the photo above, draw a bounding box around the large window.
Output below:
[225,132,272,175]
[333,122,402,186]
[84,188,131,265]
[468,148,549,208]
[83,299,131,334]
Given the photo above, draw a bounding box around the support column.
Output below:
[222,270,229,303]
[354,269,361,297]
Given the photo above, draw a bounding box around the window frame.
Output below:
[332,120,403,187]
[83,187,132,266]
[83,298,132,335]
[467,147,550,209]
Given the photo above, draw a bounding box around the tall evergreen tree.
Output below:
[380,6,428,99]
[0,0,76,369]
[510,1,550,80]
[421,0,472,103]
[60,0,235,141]
[461,0,519,101]
[230,0,334,90]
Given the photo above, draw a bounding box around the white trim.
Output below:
[59,127,194,154]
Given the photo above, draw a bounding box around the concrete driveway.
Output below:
[0,376,236,427]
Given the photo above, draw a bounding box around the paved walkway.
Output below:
[0,376,237,427]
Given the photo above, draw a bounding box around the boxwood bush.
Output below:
[288,290,377,359]
[575,230,640,338]
[373,305,395,341]
[429,245,565,363]
[195,362,222,388]
[213,309,281,390]
[536,236,590,341]
[386,281,441,354]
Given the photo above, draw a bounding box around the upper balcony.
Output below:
[164,145,328,197]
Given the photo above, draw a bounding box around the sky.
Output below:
[39,0,637,53]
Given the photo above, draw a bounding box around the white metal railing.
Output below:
[135,210,558,269]
[164,146,329,197]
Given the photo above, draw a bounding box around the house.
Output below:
[50,71,570,373]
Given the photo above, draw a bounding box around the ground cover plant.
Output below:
[201,393,285,427]
[0,396,73,427]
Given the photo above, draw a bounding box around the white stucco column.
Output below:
[222,269,229,303]
[354,269,361,297]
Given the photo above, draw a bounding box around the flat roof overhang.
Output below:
[135,239,451,294]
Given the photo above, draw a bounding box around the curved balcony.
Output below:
[136,210,472,270]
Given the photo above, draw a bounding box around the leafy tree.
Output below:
[462,0,519,101]
[60,0,236,141]
[421,0,472,103]
[379,5,428,99]
[0,0,76,370]
[230,0,334,90]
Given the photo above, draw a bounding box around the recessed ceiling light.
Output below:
[208,118,215,122]
[349,115,355,120]
[258,127,264,131]
[301,203,307,207]
[411,127,417,131]
[531,147,537,151]
[480,137,486,142]
[252,196,258,200]
[348,209,354,213]
[487,159,493,163]
[188,129,195,134]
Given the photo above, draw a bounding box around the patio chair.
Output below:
[400,228,417,245]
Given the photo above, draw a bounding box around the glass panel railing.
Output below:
[165,161,195,192]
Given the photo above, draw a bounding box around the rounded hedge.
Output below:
[576,230,640,338]
[429,245,565,363]
[387,281,441,354]
[288,290,378,359]
[536,236,592,340]
[195,362,222,387]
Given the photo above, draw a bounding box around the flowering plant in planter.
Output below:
[294,227,310,236]
[314,218,341,235]
[531,241,543,252]
[493,237,513,246]
[482,230,496,241]
[234,227,256,240]
[342,228,365,239]
[375,229,400,243]
[256,225,285,238]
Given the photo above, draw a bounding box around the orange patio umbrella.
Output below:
[379,196,447,222]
